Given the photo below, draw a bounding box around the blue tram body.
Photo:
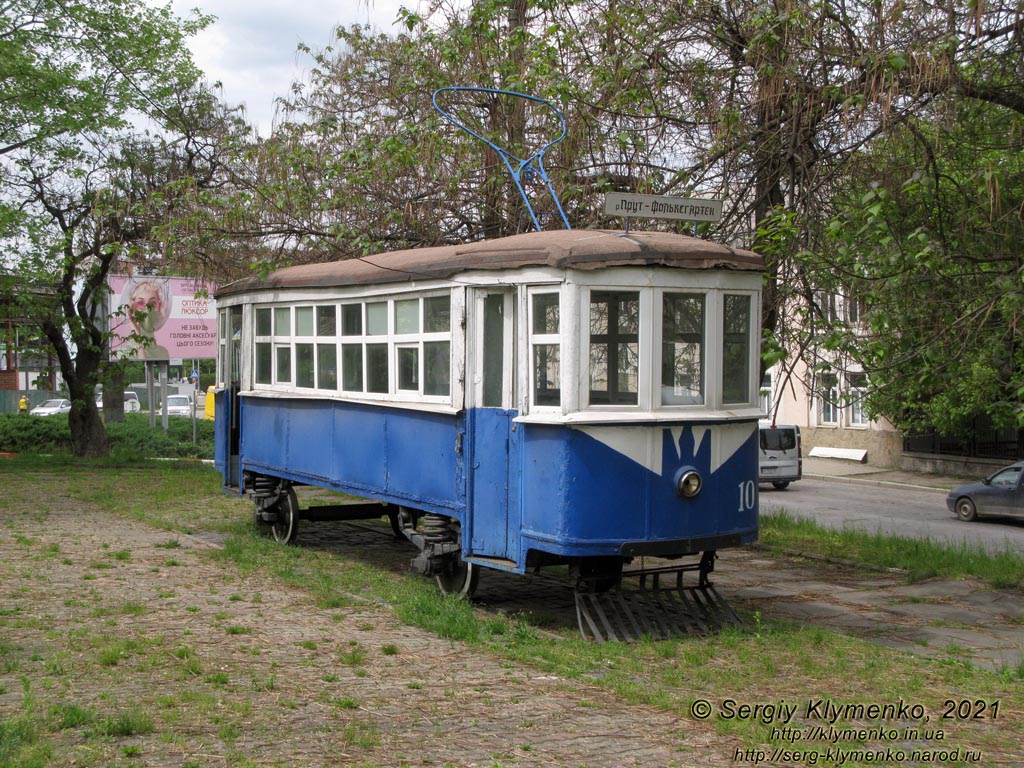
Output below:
[214,229,763,603]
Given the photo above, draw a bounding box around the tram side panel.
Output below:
[237,397,465,515]
[519,422,759,561]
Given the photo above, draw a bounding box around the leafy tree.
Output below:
[824,99,1024,435]
[0,0,243,457]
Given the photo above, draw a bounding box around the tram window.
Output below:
[229,306,242,386]
[341,304,362,335]
[366,343,388,392]
[662,293,705,405]
[295,307,314,336]
[367,302,388,335]
[254,307,273,385]
[217,309,226,384]
[256,307,272,336]
[424,341,450,396]
[255,343,272,384]
[531,293,561,407]
[723,294,751,403]
[397,346,419,390]
[274,307,290,335]
[395,299,419,334]
[342,344,363,391]
[250,294,451,401]
[533,293,559,334]
[296,343,314,388]
[424,296,451,332]
[317,306,336,336]
[534,345,560,405]
[589,291,639,405]
[317,344,338,390]
[276,345,292,383]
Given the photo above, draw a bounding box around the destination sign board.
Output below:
[605,192,723,223]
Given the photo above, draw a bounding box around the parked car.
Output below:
[31,398,72,416]
[95,391,141,413]
[758,422,802,490]
[946,464,1024,521]
[165,395,193,417]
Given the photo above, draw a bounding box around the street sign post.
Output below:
[604,192,723,224]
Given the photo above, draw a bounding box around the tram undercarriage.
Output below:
[248,474,741,642]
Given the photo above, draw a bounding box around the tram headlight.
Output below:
[675,468,703,499]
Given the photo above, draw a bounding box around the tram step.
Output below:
[574,583,741,643]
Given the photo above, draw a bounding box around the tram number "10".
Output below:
[737,480,756,512]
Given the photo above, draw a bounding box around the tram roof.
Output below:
[216,229,763,297]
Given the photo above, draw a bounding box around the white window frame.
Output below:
[657,288,708,408]
[581,287,649,410]
[721,291,756,407]
[527,287,563,413]
[249,290,454,406]
[571,278,760,415]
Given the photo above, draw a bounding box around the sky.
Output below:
[168,1,413,135]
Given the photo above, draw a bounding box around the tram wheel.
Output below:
[436,559,479,598]
[955,497,977,522]
[270,486,300,545]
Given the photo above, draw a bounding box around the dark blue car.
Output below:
[946,464,1024,521]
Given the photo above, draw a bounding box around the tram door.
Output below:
[466,289,520,561]
[216,305,243,490]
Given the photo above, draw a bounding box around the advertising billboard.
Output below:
[108,275,217,361]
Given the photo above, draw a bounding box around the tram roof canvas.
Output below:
[215,229,763,298]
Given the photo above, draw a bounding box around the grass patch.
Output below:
[49,703,96,730]
[760,509,1024,588]
[95,709,155,737]
[0,714,44,766]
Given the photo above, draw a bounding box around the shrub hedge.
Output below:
[0,413,214,459]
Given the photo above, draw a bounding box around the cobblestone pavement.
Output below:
[0,503,744,767]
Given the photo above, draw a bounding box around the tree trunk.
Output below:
[41,315,110,458]
[102,367,126,423]
[67,391,110,458]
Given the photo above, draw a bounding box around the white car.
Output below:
[31,398,72,416]
[165,395,193,417]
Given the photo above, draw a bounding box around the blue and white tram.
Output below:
[213,228,763,615]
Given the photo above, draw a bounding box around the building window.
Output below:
[818,292,840,324]
[530,292,560,407]
[848,372,868,426]
[819,373,840,425]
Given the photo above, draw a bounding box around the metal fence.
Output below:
[904,423,1024,461]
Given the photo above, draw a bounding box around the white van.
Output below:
[759,422,802,490]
